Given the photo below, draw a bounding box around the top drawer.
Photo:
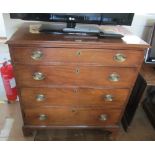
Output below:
[10,47,144,66]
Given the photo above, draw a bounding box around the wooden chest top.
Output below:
[7,23,149,50]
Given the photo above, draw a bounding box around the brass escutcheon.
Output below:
[75,68,80,74]
[73,88,79,93]
[76,50,81,56]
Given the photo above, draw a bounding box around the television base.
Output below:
[39,24,124,39]
[40,29,124,39]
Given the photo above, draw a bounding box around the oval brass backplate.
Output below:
[104,94,114,102]
[99,114,108,121]
[109,73,120,82]
[36,94,45,102]
[38,114,48,121]
[114,53,127,62]
[31,50,43,60]
[33,72,45,80]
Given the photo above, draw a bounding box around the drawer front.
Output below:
[24,107,121,126]
[11,47,143,66]
[21,87,129,108]
[14,65,137,88]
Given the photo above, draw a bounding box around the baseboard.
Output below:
[0,100,8,104]
[0,37,7,43]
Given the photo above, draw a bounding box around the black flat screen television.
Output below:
[10,13,134,38]
[10,13,134,26]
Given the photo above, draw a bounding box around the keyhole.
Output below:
[76,68,80,74]
[73,88,79,93]
[76,50,81,56]
[72,109,76,112]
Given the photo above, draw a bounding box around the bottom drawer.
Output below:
[24,107,121,126]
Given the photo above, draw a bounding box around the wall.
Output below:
[125,13,155,41]
[0,44,9,102]
[0,14,8,102]
[0,13,6,37]
[3,14,39,39]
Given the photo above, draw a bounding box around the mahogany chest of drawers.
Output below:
[7,24,149,140]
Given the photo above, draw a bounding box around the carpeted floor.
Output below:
[117,106,155,141]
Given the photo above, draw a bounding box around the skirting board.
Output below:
[0,37,7,43]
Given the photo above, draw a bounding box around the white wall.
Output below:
[0,14,9,102]
[3,13,39,39]
[0,14,6,37]
[125,13,155,41]
[0,44,9,102]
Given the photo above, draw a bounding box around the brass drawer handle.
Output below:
[114,53,127,62]
[104,94,114,102]
[31,50,43,60]
[99,114,108,121]
[38,114,48,121]
[36,94,45,102]
[76,50,81,56]
[109,73,120,82]
[33,72,45,80]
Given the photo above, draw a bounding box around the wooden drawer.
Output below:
[10,47,143,66]
[21,87,129,108]
[14,65,137,88]
[24,107,121,126]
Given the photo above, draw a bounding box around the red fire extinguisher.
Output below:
[0,60,18,103]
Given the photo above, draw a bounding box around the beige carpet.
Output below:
[117,106,155,141]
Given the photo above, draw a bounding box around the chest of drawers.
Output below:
[7,24,149,140]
